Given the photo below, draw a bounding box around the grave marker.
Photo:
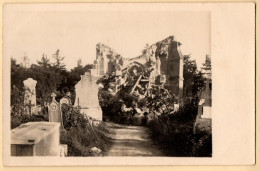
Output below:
[23,78,37,115]
[48,93,64,129]
[74,72,102,120]
[11,122,61,156]
[60,92,72,106]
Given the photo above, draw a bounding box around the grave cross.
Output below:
[51,93,57,101]
[188,96,193,103]
[74,97,89,111]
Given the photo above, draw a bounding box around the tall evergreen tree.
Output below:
[37,53,50,69]
[183,55,206,97]
[201,55,211,78]
[52,49,66,70]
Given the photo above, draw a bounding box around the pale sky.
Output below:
[4,4,210,70]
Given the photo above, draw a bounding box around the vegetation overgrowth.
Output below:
[61,107,111,156]
[11,50,93,109]
[149,103,212,157]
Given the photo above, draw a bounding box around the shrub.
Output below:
[192,133,212,157]
[60,108,111,156]
[149,103,212,157]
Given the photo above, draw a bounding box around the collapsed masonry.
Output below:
[91,36,184,98]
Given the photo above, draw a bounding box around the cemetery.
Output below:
[10,36,212,157]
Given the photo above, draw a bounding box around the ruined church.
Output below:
[90,36,184,98]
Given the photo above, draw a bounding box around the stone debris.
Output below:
[97,56,179,125]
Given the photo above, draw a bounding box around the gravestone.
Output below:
[60,92,72,107]
[193,78,212,134]
[48,93,64,129]
[74,72,102,120]
[23,78,37,115]
[60,92,72,124]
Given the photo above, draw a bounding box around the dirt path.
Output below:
[104,122,164,156]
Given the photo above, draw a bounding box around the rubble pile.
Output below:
[97,60,178,125]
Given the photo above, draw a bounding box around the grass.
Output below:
[60,108,112,156]
[60,121,111,156]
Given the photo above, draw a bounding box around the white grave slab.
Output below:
[11,122,60,156]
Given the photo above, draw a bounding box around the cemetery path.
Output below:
[104,122,164,156]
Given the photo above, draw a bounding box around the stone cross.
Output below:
[51,93,56,101]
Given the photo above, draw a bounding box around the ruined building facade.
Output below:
[91,43,124,77]
[91,36,184,98]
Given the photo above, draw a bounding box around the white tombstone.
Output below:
[23,78,37,115]
[74,72,103,120]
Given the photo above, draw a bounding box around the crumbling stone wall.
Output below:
[93,36,184,98]
[93,43,124,76]
[126,36,184,97]
[155,36,184,98]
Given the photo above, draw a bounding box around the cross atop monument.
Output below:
[51,93,56,101]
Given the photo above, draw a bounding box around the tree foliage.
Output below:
[37,53,50,69]
[11,50,93,114]
[183,55,206,97]
[201,55,212,78]
[52,49,66,71]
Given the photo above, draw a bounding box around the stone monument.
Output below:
[11,122,60,156]
[48,93,64,129]
[23,78,37,115]
[60,92,72,107]
[74,72,102,120]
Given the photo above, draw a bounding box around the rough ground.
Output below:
[104,122,164,156]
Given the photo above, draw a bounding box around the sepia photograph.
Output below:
[2,2,255,166]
